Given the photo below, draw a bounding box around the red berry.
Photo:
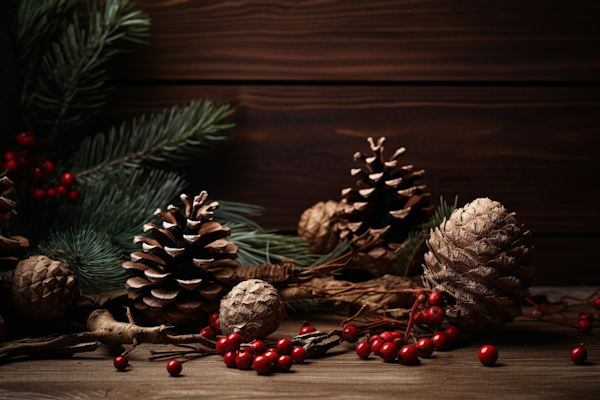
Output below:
[593,298,600,311]
[570,344,588,364]
[390,331,402,340]
[227,333,243,350]
[371,339,385,355]
[33,188,46,201]
[56,185,68,196]
[208,312,219,327]
[398,345,419,365]
[235,349,254,370]
[200,326,216,340]
[251,339,267,355]
[68,190,80,202]
[34,167,44,179]
[216,337,229,355]
[167,360,182,376]
[113,356,128,371]
[380,342,399,362]
[253,355,271,374]
[417,338,435,357]
[392,337,405,348]
[379,331,394,342]
[4,159,19,172]
[3,152,15,162]
[342,325,359,343]
[276,338,294,355]
[414,311,427,325]
[224,350,238,368]
[16,132,36,148]
[478,345,498,365]
[41,161,55,174]
[277,355,293,372]
[578,320,592,333]
[299,324,317,335]
[579,311,594,322]
[432,333,449,351]
[444,326,460,343]
[426,306,445,325]
[46,188,57,198]
[428,291,444,306]
[356,342,372,359]
[291,346,308,363]
[17,157,29,169]
[368,334,382,344]
[212,318,221,334]
[60,172,75,186]
[264,349,280,364]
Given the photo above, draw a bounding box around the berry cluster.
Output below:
[578,310,594,333]
[1,131,79,201]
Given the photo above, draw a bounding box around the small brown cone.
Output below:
[298,200,341,254]
[0,177,29,269]
[12,255,78,319]
[422,198,534,332]
[219,279,285,342]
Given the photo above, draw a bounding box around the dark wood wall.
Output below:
[106,0,600,286]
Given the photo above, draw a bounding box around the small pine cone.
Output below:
[219,279,285,342]
[123,191,239,326]
[12,256,78,319]
[337,137,434,276]
[0,177,29,269]
[298,200,342,254]
[422,198,534,332]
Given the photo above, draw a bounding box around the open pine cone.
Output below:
[0,177,29,269]
[337,137,433,276]
[422,198,534,332]
[123,191,239,325]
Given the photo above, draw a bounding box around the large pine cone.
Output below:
[11,256,78,319]
[298,200,341,254]
[337,137,433,276]
[123,191,239,325]
[422,198,534,332]
[0,177,29,269]
[219,279,285,342]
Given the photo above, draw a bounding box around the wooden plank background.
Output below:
[106,0,600,285]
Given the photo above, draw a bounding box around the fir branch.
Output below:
[72,101,234,182]
[22,0,150,142]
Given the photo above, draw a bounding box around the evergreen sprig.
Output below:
[71,101,234,183]
[393,196,458,276]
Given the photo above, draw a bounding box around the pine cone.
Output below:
[298,200,341,254]
[422,198,535,332]
[11,256,78,319]
[123,191,239,325]
[0,177,29,269]
[219,279,285,342]
[337,137,434,276]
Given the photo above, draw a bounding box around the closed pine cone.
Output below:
[123,191,239,325]
[422,198,534,332]
[337,137,434,276]
[219,279,285,342]
[298,200,341,254]
[0,177,29,269]
[11,255,77,319]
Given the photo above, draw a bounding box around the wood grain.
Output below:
[105,84,600,233]
[0,310,599,399]
[110,0,600,82]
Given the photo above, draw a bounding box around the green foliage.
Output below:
[393,196,458,276]
[71,101,234,183]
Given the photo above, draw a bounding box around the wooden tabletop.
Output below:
[0,308,599,400]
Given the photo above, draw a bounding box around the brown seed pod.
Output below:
[298,200,342,254]
[12,255,78,319]
[219,279,285,342]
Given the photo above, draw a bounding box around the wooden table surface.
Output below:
[0,308,599,400]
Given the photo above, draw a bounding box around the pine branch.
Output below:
[21,0,150,142]
[72,101,234,183]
